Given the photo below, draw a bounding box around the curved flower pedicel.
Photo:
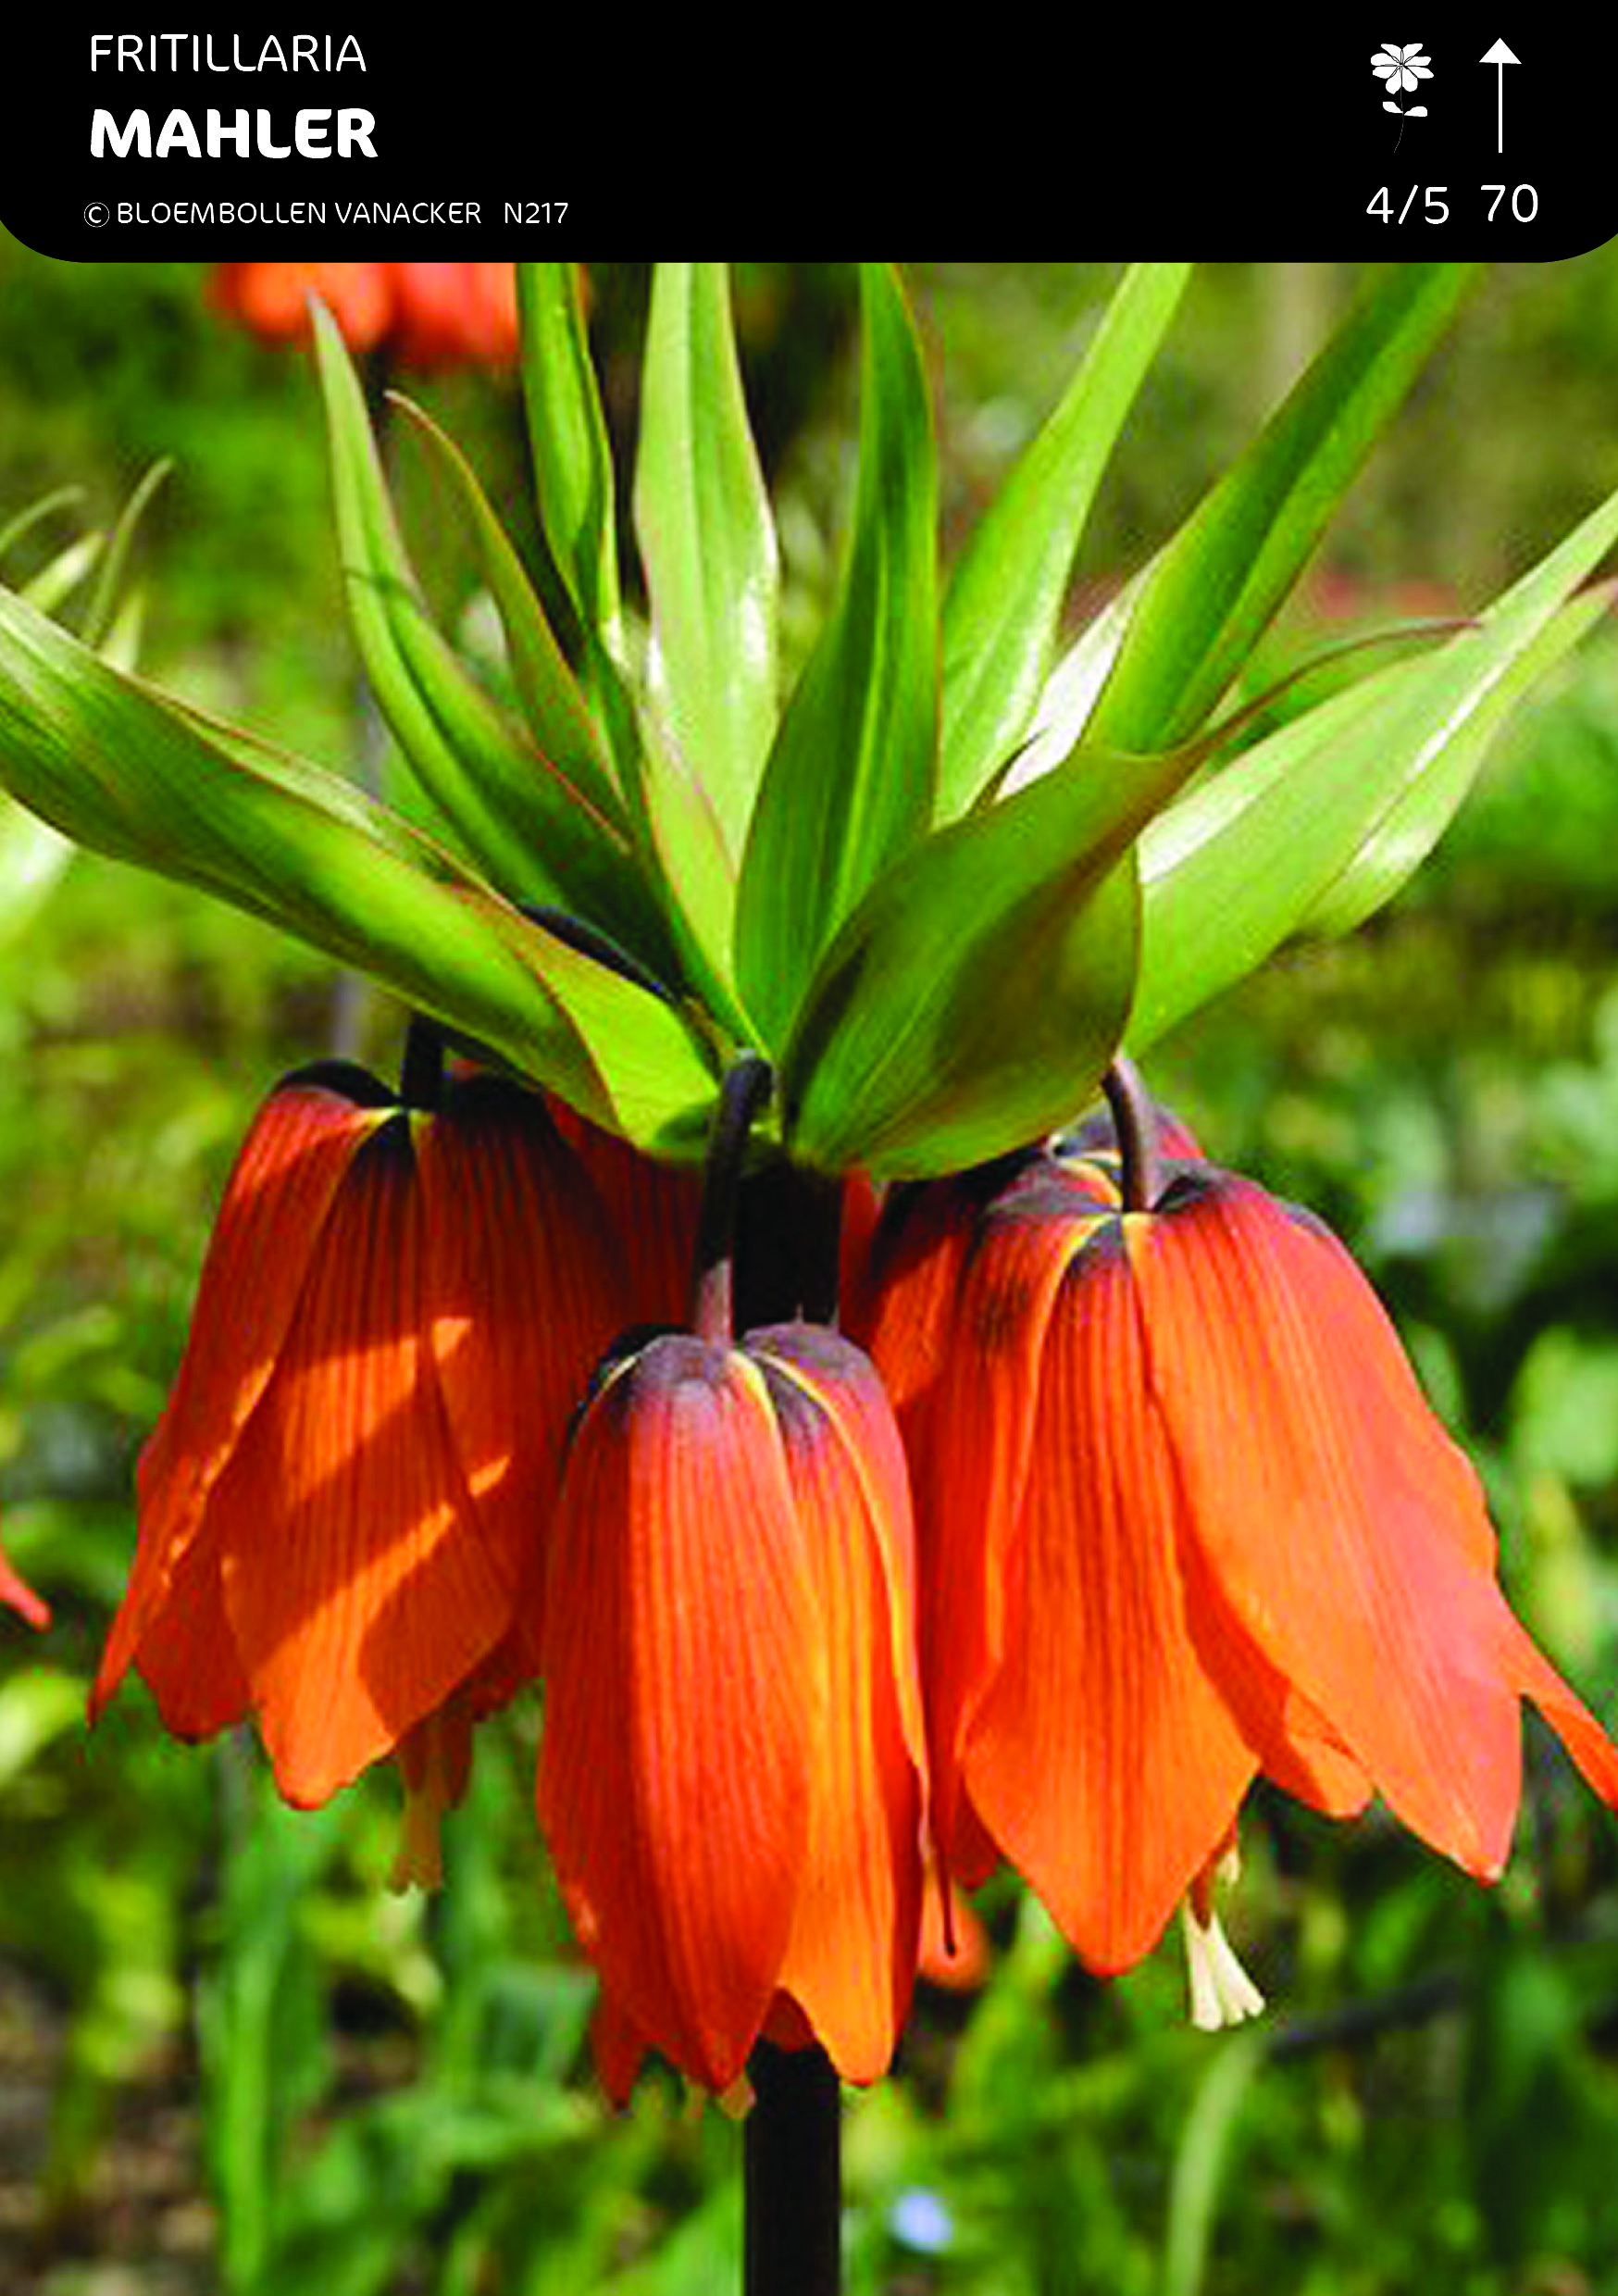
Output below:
[93,1055,631,1863]
[539,1318,928,2100]
[857,1123,1618,2022]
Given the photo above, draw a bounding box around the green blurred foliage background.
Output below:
[4,247,1618,2295]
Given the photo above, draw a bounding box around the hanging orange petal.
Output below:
[917,1863,990,1993]
[879,1175,1111,1866]
[417,1077,630,1666]
[1131,1172,1618,1877]
[960,1219,1259,1971]
[126,1521,251,1741]
[834,1169,885,1335]
[540,1336,816,2095]
[846,1176,980,1420]
[93,1072,387,1721]
[544,1101,701,1327]
[216,1117,513,1806]
[751,1324,927,2082]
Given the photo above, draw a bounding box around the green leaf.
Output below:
[20,531,103,618]
[391,395,625,828]
[0,487,86,566]
[736,263,938,1049]
[1128,479,1618,1051]
[0,586,716,1151]
[81,458,171,653]
[1086,263,1479,752]
[516,262,622,656]
[634,713,752,1041]
[938,262,1190,819]
[1294,585,1613,939]
[782,738,1203,1179]
[634,262,779,862]
[313,307,659,961]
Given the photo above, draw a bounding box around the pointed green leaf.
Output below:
[736,263,938,1049]
[21,532,103,618]
[0,586,716,1150]
[516,262,622,655]
[634,262,780,861]
[938,262,1190,818]
[634,713,753,1042]
[782,740,1204,1179]
[1086,263,1479,752]
[995,568,1150,797]
[313,306,663,965]
[0,488,86,565]
[392,394,625,828]
[1128,478,1618,1051]
[1295,583,1613,940]
[81,458,171,653]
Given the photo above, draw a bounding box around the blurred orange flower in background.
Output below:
[212,260,520,367]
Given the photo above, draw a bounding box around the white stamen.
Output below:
[1181,1902,1265,2031]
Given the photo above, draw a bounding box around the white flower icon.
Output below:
[1372,42,1433,94]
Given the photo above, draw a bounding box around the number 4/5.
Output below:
[1365,187,1450,223]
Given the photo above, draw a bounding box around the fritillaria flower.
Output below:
[212,261,519,367]
[93,1055,629,1853]
[539,1318,928,2099]
[858,1120,1618,2018]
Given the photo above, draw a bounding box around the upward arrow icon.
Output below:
[1481,39,1521,155]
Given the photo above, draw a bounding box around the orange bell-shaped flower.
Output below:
[860,1129,1618,1991]
[94,1058,628,1816]
[539,1318,928,2099]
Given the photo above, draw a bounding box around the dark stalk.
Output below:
[398,1014,446,1112]
[743,2041,842,2296]
[687,1056,846,2289]
[1101,1055,1163,1214]
[519,901,677,1004]
[692,1054,774,1345]
[724,1115,846,2295]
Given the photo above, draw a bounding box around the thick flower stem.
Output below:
[1101,1054,1163,1214]
[693,1054,775,1343]
[743,2040,841,2296]
[732,1153,848,2296]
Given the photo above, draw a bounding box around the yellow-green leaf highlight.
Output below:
[938,261,1190,819]
[635,262,779,863]
[737,264,938,1050]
